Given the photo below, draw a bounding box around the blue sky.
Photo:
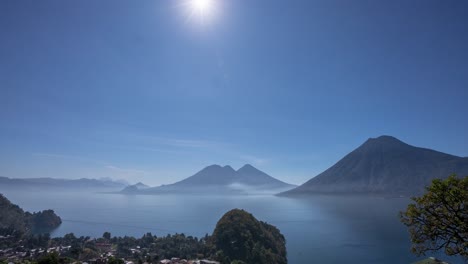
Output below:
[1,0,467,185]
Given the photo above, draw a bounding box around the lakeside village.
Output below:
[0,193,287,264]
[0,234,220,264]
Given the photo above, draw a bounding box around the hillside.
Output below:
[0,194,29,234]
[212,209,287,264]
[281,136,468,196]
[0,194,62,234]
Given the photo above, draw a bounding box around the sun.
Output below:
[181,0,218,25]
[191,0,214,15]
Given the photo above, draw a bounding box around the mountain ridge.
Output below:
[122,164,296,195]
[280,135,468,196]
[0,177,127,191]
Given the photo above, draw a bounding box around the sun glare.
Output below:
[182,0,218,25]
[191,0,213,15]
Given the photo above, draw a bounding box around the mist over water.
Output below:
[1,189,463,264]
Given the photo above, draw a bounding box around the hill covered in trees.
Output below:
[0,194,62,235]
[212,209,287,264]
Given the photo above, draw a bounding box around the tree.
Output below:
[400,175,468,258]
[108,256,125,264]
[80,248,100,260]
[103,231,112,240]
[37,252,59,264]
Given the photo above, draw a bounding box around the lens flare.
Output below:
[191,0,214,15]
[180,0,218,25]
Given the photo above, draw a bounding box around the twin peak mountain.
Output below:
[122,136,468,196]
[121,164,297,195]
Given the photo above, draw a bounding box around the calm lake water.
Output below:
[1,189,463,264]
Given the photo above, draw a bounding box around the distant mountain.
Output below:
[122,164,296,195]
[0,177,126,191]
[171,165,237,187]
[280,135,468,196]
[120,182,150,194]
[98,177,130,186]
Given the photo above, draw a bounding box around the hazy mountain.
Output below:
[280,135,468,196]
[0,177,126,191]
[98,177,130,186]
[120,182,150,194]
[236,164,296,189]
[124,164,296,195]
[172,165,238,186]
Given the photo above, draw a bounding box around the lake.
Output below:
[1,189,463,264]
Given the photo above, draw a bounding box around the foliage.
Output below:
[212,209,287,264]
[0,194,30,234]
[112,232,211,260]
[0,194,61,238]
[27,210,62,232]
[103,231,111,240]
[24,233,51,249]
[400,175,468,258]
[108,256,125,264]
[230,261,246,264]
[37,252,60,264]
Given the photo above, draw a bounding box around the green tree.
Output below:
[108,256,125,264]
[37,252,59,264]
[103,231,112,240]
[80,248,100,260]
[400,175,468,258]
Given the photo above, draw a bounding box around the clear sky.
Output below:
[1,0,467,186]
